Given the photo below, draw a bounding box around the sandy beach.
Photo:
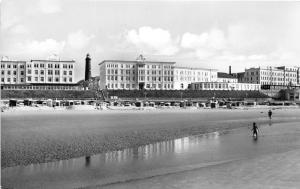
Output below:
[2,107,300,168]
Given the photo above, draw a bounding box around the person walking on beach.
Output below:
[268,109,273,120]
[252,122,259,138]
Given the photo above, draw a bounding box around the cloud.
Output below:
[126,26,179,56]
[16,39,65,56]
[181,29,226,59]
[39,0,62,14]
[10,24,29,34]
[67,30,95,50]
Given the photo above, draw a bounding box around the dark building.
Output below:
[85,54,92,81]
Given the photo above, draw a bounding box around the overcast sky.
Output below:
[1,0,300,81]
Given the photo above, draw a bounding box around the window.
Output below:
[55,77,59,82]
[48,70,53,75]
[1,64,4,68]
[40,70,44,75]
[40,64,45,68]
[13,64,17,68]
[7,71,11,75]
[28,70,32,74]
[2,78,5,82]
[48,77,52,82]
[7,65,11,68]
[35,77,38,82]
[40,77,44,82]
[35,70,38,74]
[13,71,16,75]
[55,70,60,75]
[48,64,53,68]
[7,78,11,82]
[69,71,72,75]
[27,76,31,81]
[69,78,72,82]
[63,78,67,82]
[13,78,17,82]
[20,71,24,75]
[63,71,67,75]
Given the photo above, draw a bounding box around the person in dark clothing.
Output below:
[268,110,273,119]
[252,122,259,138]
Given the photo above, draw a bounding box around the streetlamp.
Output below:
[180,91,183,100]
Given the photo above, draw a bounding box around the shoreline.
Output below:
[2,108,300,168]
[2,104,300,114]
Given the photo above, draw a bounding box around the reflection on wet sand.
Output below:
[4,131,221,176]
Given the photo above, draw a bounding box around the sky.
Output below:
[1,0,300,82]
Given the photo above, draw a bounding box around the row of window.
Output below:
[28,63,74,69]
[1,64,25,69]
[106,83,173,89]
[26,77,73,82]
[176,70,212,76]
[27,70,72,75]
[2,85,78,90]
[1,78,25,83]
[1,70,24,75]
[106,63,173,70]
[260,77,297,82]
[194,83,259,90]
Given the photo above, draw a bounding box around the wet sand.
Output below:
[2,108,300,168]
[2,121,300,189]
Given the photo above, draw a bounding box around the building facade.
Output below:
[99,56,218,90]
[216,72,238,83]
[26,59,75,84]
[191,82,261,91]
[173,67,218,90]
[1,60,26,84]
[243,66,299,87]
[1,58,77,90]
[99,57,175,90]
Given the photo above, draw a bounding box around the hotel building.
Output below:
[1,58,77,90]
[173,67,218,90]
[1,60,26,84]
[190,82,260,91]
[99,55,219,90]
[99,57,175,90]
[243,66,299,86]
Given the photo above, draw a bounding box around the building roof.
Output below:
[30,60,75,63]
[217,72,237,79]
[99,60,176,65]
[174,66,218,71]
[1,60,26,63]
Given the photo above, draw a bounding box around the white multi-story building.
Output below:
[27,59,75,84]
[99,55,175,90]
[173,67,218,90]
[99,55,218,90]
[244,66,298,86]
[1,57,77,90]
[191,82,261,91]
[1,60,26,84]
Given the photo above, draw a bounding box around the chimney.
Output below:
[85,53,91,81]
[229,65,232,75]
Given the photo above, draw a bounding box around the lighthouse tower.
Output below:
[85,53,91,81]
